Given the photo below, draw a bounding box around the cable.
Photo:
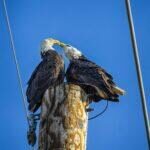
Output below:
[2,0,30,126]
[2,1,36,149]
[66,82,109,120]
[125,0,150,148]
[88,100,108,121]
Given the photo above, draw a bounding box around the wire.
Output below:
[2,0,30,126]
[2,1,35,149]
[125,0,150,147]
[66,82,109,120]
[88,100,108,121]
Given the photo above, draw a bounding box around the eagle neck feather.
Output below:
[41,49,58,60]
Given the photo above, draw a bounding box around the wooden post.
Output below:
[38,83,88,150]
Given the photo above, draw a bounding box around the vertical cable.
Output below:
[2,0,29,125]
[2,0,36,149]
[125,0,150,148]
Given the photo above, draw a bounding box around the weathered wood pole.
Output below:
[38,83,88,150]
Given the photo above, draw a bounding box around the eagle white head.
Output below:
[40,38,60,54]
[60,43,82,60]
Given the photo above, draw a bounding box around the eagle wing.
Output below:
[26,56,64,112]
[67,58,119,100]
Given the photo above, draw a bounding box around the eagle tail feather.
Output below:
[113,86,125,95]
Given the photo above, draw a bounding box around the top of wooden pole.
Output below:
[38,83,88,150]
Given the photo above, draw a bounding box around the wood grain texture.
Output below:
[38,83,88,150]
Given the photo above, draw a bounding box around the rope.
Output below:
[2,0,30,126]
[88,100,108,120]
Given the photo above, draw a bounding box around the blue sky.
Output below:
[0,0,150,149]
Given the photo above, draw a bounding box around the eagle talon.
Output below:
[27,113,40,146]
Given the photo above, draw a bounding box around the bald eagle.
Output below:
[60,43,125,103]
[26,38,65,112]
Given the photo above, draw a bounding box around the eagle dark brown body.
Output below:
[26,50,65,112]
[66,56,124,103]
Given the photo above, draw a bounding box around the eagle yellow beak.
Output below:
[59,42,66,48]
[51,39,60,45]
[45,38,66,47]
[45,38,60,46]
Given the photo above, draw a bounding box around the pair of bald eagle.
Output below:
[26,38,125,112]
